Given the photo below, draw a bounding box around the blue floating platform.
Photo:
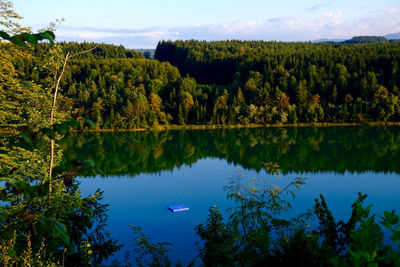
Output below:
[167,204,189,212]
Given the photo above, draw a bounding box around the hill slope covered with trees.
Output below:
[3,40,400,130]
[155,40,400,124]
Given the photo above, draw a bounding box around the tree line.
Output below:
[156,40,400,124]
[3,40,400,130]
[2,0,399,264]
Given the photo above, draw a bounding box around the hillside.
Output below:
[385,32,400,39]
[3,40,400,130]
[342,36,389,44]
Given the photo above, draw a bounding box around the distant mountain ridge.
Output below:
[312,38,346,43]
[313,32,400,43]
[385,32,400,39]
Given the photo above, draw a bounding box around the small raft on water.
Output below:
[167,204,189,212]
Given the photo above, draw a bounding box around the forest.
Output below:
[155,40,400,124]
[1,1,400,264]
[2,40,400,131]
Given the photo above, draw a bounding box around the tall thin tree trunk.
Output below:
[48,52,69,195]
[48,46,96,196]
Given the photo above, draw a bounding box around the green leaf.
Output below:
[20,81,33,88]
[18,132,33,145]
[42,128,56,140]
[381,220,391,229]
[54,122,70,135]
[365,204,372,217]
[384,210,399,225]
[45,30,56,39]
[33,33,44,41]
[67,120,80,128]
[14,181,28,191]
[0,31,11,40]
[9,35,26,46]
[53,221,70,245]
[38,183,50,198]
[39,31,55,43]
[1,30,55,45]
[85,118,96,129]
[21,33,38,45]
[392,229,400,241]
[0,190,8,201]
[8,249,16,257]
[83,160,95,168]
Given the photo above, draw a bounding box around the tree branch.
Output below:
[48,45,97,195]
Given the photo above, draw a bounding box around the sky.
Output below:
[11,0,400,48]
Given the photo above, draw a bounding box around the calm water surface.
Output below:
[61,126,400,265]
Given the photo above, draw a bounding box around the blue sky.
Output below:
[12,0,400,48]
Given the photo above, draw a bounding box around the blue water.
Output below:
[77,158,400,265]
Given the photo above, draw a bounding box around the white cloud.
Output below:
[323,11,342,24]
[55,8,400,48]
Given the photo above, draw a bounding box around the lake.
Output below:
[60,126,400,265]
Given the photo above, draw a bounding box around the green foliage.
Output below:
[130,225,173,267]
[3,40,399,130]
[194,165,311,266]
[193,168,400,266]
[0,30,55,45]
[1,17,400,129]
[143,51,151,59]
[155,40,400,124]
[195,206,238,266]
[0,45,54,130]
[380,211,400,266]
[0,1,55,46]
[347,200,384,266]
[271,228,326,266]
[0,123,120,266]
[1,4,399,264]
[343,36,389,44]
[0,18,120,265]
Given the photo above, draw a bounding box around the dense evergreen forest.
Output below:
[342,36,392,44]
[2,40,400,130]
[2,1,400,264]
[156,40,400,124]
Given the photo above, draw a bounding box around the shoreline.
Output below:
[68,121,400,132]
[1,121,399,134]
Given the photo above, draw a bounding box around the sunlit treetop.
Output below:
[0,0,29,33]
